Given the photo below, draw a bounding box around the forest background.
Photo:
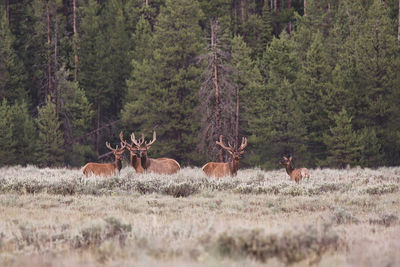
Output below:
[1,0,400,169]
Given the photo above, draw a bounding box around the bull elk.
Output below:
[81,142,126,177]
[120,131,180,174]
[279,155,310,183]
[202,135,247,178]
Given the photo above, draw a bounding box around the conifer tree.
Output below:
[0,100,16,166]
[0,9,28,103]
[323,108,360,168]
[296,31,333,164]
[35,96,64,167]
[123,0,204,165]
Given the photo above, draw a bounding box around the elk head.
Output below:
[279,155,293,166]
[216,135,247,161]
[105,141,126,162]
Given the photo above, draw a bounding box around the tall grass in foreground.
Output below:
[0,166,399,266]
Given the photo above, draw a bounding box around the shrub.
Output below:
[214,225,341,264]
[333,208,359,224]
[365,184,398,195]
[369,214,398,227]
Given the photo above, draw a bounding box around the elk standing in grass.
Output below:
[82,142,126,177]
[202,135,247,178]
[279,155,309,183]
[121,131,180,174]
[120,132,144,173]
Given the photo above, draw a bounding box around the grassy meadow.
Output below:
[0,165,399,266]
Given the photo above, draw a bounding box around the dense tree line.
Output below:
[0,0,399,169]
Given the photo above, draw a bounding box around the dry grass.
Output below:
[0,166,399,266]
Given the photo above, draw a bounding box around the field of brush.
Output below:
[0,166,399,266]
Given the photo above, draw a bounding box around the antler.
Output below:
[238,137,247,151]
[130,132,144,147]
[145,131,156,147]
[119,132,132,149]
[106,141,126,152]
[106,141,116,152]
[216,135,233,152]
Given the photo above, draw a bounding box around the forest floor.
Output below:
[0,165,399,266]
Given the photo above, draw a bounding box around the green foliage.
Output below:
[35,96,65,167]
[0,9,28,103]
[0,99,36,166]
[323,108,360,168]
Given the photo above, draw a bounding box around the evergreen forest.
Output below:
[1,0,400,169]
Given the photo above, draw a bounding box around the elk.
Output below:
[119,132,145,173]
[81,142,126,177]
[279,155,310,183]
[202,135,247,178]
[121,131,180,175]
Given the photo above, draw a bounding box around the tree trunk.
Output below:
[304,0,306,16]
[5,0,9,20]
[398,0,400,41]
[73,0,78,81]
[46,3,52,97]
[241,0,245,25]
[211,21,223,162]
[96,97,101,155]
[270,0,273,11]
[145,0,149,7]
[288,0,291,36]
[235,83,239,147]
[54,16,59,115]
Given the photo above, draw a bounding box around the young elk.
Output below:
[202,135,247,178]
[121,131,180,175]
[81,142,126,177]
[279,155,309,183]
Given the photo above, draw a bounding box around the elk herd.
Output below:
[82,131,309,183]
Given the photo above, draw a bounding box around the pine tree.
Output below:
[296,31,333,165]
[57,67,95,166]
[352,0,400,164]
[0,99,16,166]
[0,9,28,103]
[123,0,205,165]
[323,108,360,168]
[35,96,64,167]
[10,101,37,166]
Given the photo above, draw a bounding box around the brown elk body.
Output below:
[280,156,309,183]
[82,142,125,178]
[202,135,247,178]
[120,131,180,175]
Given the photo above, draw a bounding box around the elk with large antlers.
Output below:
[279,155,309,183]
[81,142,126,177]
[120,131,180,174]
[202,135,247,178]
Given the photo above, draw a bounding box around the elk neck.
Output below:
[115,157,122,172]
[229,158,239,176]
[285,163,294,176]
[141,155,151,169]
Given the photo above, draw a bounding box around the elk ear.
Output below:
[289,155,292,161]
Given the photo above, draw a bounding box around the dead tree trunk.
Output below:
[54,16,59,115]
[235,82,239,146]
[241,0,246,25]
[304,0,307,16]
[288,0,291,36]
[73,0,78,81]
[46,3,52,97]
[398,0,400,41]
[96,97,101,155]
[211,21,223,162]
